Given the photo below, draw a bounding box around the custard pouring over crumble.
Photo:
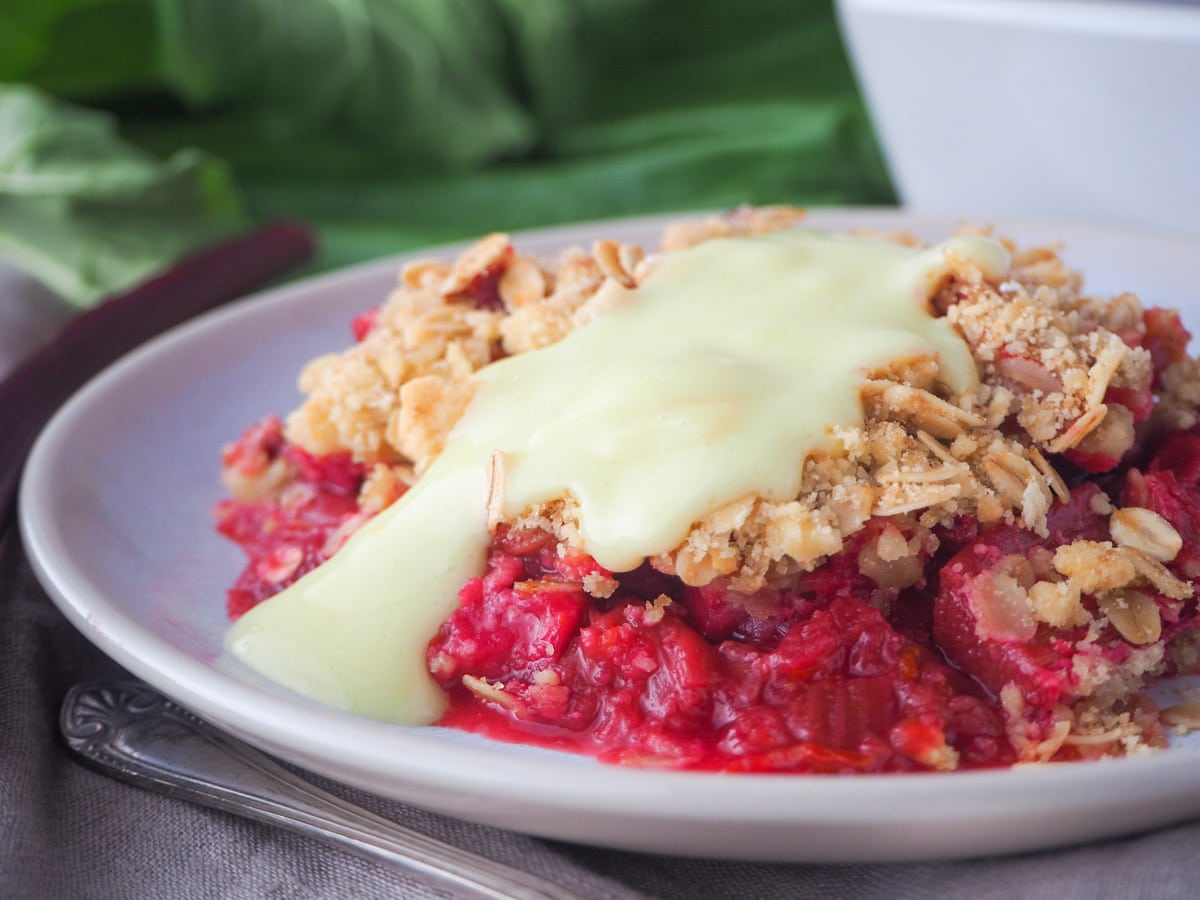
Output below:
[215,207,1200,772]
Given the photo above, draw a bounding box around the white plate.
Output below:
[19,209,1200,862]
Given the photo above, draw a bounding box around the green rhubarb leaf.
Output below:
[0,84,244,305]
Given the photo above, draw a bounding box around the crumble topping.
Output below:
[242,206,1189,601]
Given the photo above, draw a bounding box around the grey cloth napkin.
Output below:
[4,529,1200,899]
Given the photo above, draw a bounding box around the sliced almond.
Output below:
[1124,547,1193,600]
[485,450,507,532]
[592,239,640,288]
[1085,334,1127,410]
[441,233,510,295]
[1046,403,1108,453]
[872,481,962,516]
[982,458,1028,507]
[862,381,985,439]
[498,256,547,309]
[1110,507,1183,563]
[462,675,517,710]
[1096,588,1162,645]
[915,429,960,465]
[402,259,451,290]
[1029,445,1069,502]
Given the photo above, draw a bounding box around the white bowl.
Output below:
[836,0,1200,237]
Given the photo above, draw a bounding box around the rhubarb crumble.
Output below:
[215,206,1200,773]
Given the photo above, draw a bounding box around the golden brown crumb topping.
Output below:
[267,206,1200,606]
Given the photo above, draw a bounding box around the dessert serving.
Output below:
[214,206,1200,774]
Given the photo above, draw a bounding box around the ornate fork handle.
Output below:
[60,682,578,900]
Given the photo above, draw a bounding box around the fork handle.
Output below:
[60,682,578,900]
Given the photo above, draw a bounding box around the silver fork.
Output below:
[60,682,579,900]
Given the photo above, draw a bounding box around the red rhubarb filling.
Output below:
[214,416,370,618]
[214,417,1200,772]
[428,526,1013,772]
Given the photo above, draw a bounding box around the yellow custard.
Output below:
[227,228,1010,722]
